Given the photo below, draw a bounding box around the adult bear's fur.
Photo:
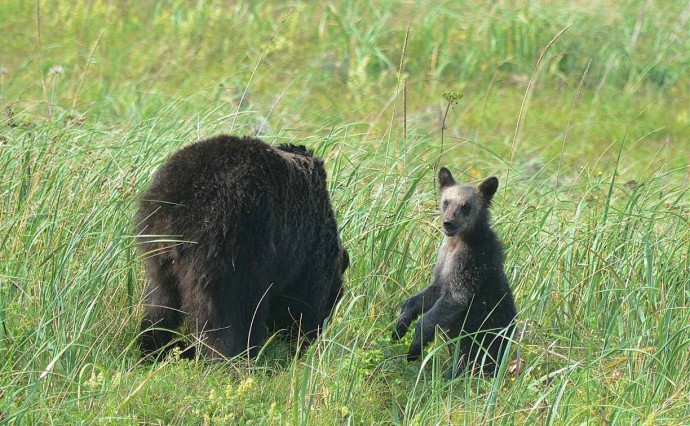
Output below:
[136,135,348,360]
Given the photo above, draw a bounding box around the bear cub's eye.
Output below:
[460,203,472,215]
[442,199,449,209]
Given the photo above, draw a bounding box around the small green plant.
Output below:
[194,377,282,425]
[437,91,463,171]
[441,91,463,104]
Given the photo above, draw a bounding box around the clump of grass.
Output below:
[0,0,688,424]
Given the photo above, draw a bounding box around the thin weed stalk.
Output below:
[506,25,570,192]
[230,7,294,133]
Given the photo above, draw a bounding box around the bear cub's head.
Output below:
[438,167,498,238]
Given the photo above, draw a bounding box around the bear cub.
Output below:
[136,135,349,361]
[393,167,517,376]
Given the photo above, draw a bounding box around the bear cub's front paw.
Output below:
[392,319,409,341]
[406,343,421,361]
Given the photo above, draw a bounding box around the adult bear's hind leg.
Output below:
[139,257,186,360]
[187,270,272,360]
[271,267,339,351]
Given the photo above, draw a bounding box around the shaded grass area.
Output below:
[1,0,689,424]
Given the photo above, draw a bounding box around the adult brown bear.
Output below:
[136,135,348,360]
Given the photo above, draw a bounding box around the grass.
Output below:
[1,0,689,424]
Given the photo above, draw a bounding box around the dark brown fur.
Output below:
[136,135,348,360]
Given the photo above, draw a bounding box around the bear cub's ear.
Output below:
[438,167,456,189]
[478,176,499,203]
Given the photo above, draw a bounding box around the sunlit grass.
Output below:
[1,0,689,424]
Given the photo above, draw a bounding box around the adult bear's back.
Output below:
[135,135,334,286]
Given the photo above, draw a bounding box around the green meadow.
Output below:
[1,0,689,424]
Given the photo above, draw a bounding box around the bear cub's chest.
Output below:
[435,238,471,283]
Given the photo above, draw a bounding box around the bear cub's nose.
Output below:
[443,221,456,232]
